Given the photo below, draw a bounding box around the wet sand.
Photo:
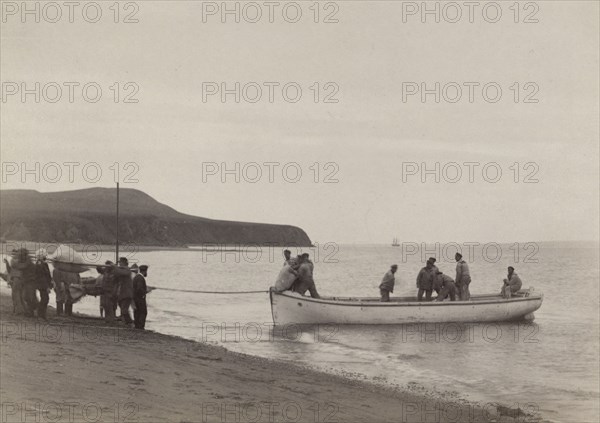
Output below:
[0,293,527,423]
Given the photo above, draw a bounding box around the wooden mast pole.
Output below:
[115,182,119,263]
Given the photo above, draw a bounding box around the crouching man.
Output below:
[435,271,457,301]
[293,255,320,299]
[501,266,523,298]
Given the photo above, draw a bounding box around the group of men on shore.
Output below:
[379,253,524,302]
[95,257,149,330]
[2,249,150,330]
[273,249,320,298]
[2,248,54,318]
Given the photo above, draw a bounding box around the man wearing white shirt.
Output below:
[455,253,471,300]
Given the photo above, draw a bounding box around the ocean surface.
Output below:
[2,242,599,422]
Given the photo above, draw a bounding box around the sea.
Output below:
[2,242,599,422]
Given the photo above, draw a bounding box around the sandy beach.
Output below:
[0,293,530,423]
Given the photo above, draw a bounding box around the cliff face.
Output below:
[0,188,312,247]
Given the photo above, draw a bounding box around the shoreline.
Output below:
[0,293,535,423]
[0,241,315,254]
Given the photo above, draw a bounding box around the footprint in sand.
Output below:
[196,355,222,361]
[115,375,144,385]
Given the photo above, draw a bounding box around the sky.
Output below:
[1,0,599,244]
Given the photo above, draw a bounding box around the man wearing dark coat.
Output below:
[133,265,149,329]
[9,249,36,315]
[416,259,436,301]
[34,256,53,319]
[112,257,133,325]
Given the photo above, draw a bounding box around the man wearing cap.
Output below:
[133,265,149,329]
[379,265,397,302]
[501,266,522,298]
[416,259,436,301]
[455,253,471,300]
[112,257,134,325]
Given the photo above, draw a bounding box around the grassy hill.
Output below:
[0,188,312,247]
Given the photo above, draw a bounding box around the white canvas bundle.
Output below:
[273,265,297,292]
[47,244,89,273]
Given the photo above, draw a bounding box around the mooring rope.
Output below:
[1,256,271,295]
[152,287,269,294]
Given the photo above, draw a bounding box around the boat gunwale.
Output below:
[271,290,543,307]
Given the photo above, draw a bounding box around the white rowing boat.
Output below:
[269,288,543,325]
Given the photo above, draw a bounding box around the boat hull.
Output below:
[270,289,543,325]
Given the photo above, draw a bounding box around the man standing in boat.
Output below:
[416,258,436,301]
[379,264,397,302]
[455,253,471,300]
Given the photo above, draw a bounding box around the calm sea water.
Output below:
[2,242,599,422]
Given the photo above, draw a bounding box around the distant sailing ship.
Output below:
[392,237,400,247]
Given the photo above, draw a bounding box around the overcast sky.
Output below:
[1,1,598,244]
